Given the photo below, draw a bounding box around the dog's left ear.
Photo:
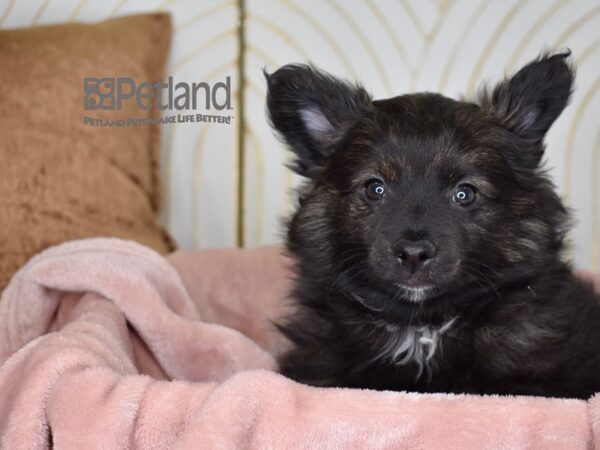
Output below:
[480,51,574,155]
[265,64,372,177]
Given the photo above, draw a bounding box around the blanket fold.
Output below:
[0,238,597,449]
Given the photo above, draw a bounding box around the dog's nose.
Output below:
[395,240,436,274]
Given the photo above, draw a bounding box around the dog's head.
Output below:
[266,53,573,307]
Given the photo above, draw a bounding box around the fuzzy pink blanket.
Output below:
[0,238,598,449]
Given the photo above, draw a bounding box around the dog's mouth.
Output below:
[395,283,437,303]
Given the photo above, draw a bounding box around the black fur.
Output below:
[265,52,600,399]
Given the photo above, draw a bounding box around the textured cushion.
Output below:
[0,13,175,291]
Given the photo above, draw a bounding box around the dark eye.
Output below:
[365,179,386,201]
[453,184,477,206]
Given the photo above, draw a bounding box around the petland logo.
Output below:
[83,76,234,127]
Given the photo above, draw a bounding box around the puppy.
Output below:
[265,52,600,399]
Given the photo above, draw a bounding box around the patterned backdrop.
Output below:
[2,0,599,269]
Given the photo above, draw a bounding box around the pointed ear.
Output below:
[265,64,372,177]
[480,51,574,143]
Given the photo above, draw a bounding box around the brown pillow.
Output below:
[0,13,175,291]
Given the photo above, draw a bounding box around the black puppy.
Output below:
[265,52,600,399]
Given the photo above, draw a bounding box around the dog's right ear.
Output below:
[265,64,372,177]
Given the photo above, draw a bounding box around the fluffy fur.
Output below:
[266,52,600,399]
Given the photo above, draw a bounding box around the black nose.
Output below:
[395,240,436,274]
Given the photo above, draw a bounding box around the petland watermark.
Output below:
[83,76,234,127]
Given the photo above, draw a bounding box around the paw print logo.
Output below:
[83,78,115,110]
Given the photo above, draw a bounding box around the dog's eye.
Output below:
[453,184,477,206]
[365,180,386,201]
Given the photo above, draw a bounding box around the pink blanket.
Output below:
[0,238,597,449]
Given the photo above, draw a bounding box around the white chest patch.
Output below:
[375,317,457,380]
